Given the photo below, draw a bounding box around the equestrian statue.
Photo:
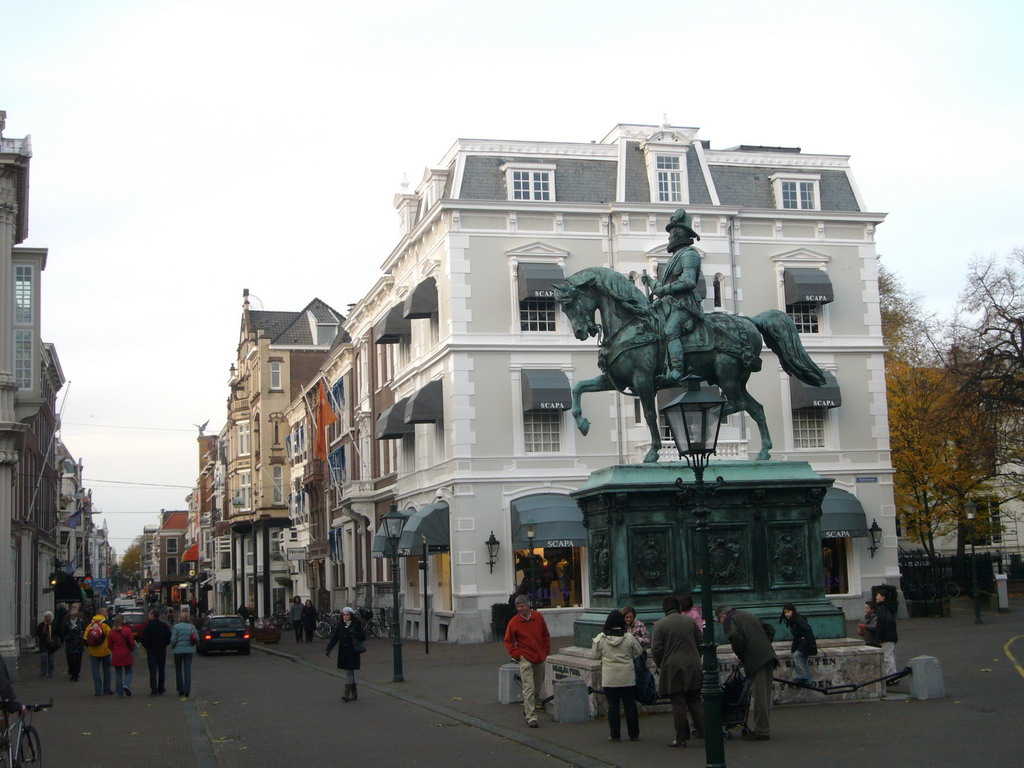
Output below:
[553,208,826,463]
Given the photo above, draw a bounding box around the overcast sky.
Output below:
[4,0,1021,553]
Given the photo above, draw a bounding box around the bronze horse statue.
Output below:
[553,266,827,462]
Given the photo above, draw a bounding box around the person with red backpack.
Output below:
[84,606,113,696]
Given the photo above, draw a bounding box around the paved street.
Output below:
[11,597,1024,768]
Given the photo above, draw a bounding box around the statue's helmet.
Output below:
[666,208,700,241]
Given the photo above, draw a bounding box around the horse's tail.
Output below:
[750,310,827,386]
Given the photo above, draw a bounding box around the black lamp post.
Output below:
[485,531,500,574]
[525,523,538,607]
[382,503,408,681]
[965,501,982,625]
[868,519,883,558]
[660,375,727,768]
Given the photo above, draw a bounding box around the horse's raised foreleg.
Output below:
[571,374,615,436]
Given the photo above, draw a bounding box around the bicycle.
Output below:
[358,607,390,639]
[1,698,51,768]
[315,611,342,639]
[261,611,291,632]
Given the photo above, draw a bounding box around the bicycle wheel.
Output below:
[17,725,42,767]
[377,620,391,639]
[315,621,331,639]
[945,581,961,598]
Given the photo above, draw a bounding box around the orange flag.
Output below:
[315,379,339,460]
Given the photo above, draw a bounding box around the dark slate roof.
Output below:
[708,166,859,211]
[686,149,712,205]
[623,142,649,203]
[460,156,616,203]
[249,298,346,346]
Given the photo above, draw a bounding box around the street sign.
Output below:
[91,578,110,589]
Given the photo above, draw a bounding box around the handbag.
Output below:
[351,636,366,654]
[633,655,657,706]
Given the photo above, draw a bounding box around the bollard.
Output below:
[908,656,944,700]
[552,677,590,722]
[995,573,1009,613]
[499,662,523,704]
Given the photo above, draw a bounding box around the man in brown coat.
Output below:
[651,594,704,747]
[716,605,778,741]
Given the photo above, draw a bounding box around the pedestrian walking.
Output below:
[290,596,304,642]
[140,608,171,695]
[84,606,114,696]
[170,610,198,698]
[503,594,551,728]
[61,602,86,682]
[874,590,899,683]
[590,609,643,742]
[108,614,136,697]
[36,611,60,677]
[324,607,366,702]
[652,594,704,747]
[302,599,318,642]
[716,605,778,742]
[779,603,817,685]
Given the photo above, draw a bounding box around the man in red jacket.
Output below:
[504,594,551,728]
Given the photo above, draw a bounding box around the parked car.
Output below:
[198,615,251,655]
[121,611,149,640]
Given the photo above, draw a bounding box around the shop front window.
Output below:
[822,537,851,594]
[513,546,583,608]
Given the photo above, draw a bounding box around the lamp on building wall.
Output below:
[868,519,883,558]
[485,531,500,573]
[383,503,408,682]
[660,374,728,768]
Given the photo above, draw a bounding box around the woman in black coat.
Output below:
[301,600,318,642]
[325,607,366,702]
[780,603,817,685]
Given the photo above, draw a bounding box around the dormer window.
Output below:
[316,324,337,345]
[771,172,820,210]
[656,155,683,202]
[502,162,556,202]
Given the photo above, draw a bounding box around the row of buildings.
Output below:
[1,112,111,677]
[168,122,909,642]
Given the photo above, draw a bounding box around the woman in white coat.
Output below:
[591,609,643,742]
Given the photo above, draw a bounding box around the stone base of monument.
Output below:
[546,638,883,718]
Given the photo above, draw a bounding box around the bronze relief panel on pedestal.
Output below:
[628,526,674,595]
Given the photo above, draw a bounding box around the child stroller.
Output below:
[720,667,752,739]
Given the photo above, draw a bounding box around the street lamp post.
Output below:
[965,501,982,625]
[660,375,727,768]
[525,523,538,607]
[382,504,408,682]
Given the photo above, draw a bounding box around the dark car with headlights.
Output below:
[197,615,251,655]
[121,611,149,640]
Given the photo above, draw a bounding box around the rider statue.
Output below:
[643,208,703,386]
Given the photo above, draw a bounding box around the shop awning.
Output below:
[784,268,834,305]
[374,304,411,344]
[522,370,572,412]
[518,263,565,301]
[375,397,413,440]
[790,371,842,409]
[371,508,413,558]
[511,494,587,548]
[398,501,450,553]
[182,543,199,562]
[820,488,869,538]
[405,380,444,424]
[403,277,438,319]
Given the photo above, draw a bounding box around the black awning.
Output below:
[784,268,834,305]
[405,380,443,424]
[403,277,438,319]
[821,488,869,538]
[522,370,572,412]
[399,501,450,553]
[374,304,411,344]
[511,494,587,548]
[375,397,413,440]
[517,263,565,301]
[790,371,842,409]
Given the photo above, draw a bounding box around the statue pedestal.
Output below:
[572,461,845,647]
[547,638,883,718]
